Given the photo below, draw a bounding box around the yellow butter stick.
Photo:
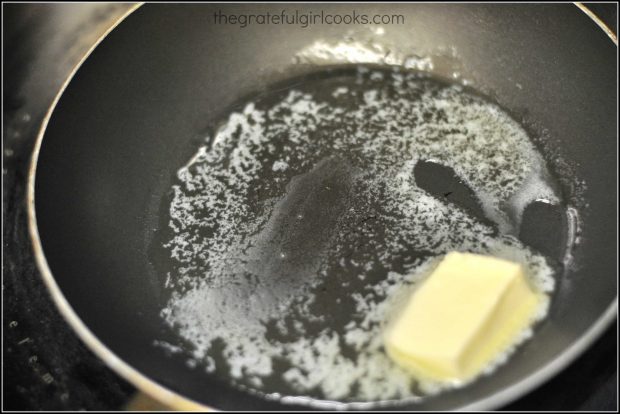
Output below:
[383,251,541,382]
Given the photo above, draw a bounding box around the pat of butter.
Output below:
[383,252,540,382]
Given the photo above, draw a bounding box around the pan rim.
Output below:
[24,3,209,411]
[25,2,617,411]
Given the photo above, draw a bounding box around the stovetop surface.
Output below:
[3,3,617,411]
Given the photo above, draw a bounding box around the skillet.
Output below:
[28,3,617,410]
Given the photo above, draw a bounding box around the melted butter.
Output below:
[155,66,560,405]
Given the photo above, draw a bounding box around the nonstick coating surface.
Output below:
[31,4,616,410]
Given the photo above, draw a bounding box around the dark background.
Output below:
[2,2,617,411]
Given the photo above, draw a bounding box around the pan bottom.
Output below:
[148,66,574,406]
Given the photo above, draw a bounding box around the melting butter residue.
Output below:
[157,67,559,405]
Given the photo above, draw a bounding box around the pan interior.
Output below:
[33,4,616,411]
[149,65,571,406]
